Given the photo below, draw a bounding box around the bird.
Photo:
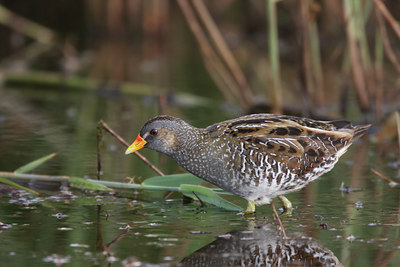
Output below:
[125,114,370,215]
[181,223,342,266]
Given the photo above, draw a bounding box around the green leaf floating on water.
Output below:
[0,176,39,195]
[143,173,204,187]
[14,152,58,174]
[70,177,112,191]
[179,184,242,211]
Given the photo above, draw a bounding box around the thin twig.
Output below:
[99,120,164,176]
[192,191,205,208]
[96,122,103,180]
[104,228,130,250]
[371,168,398,186]
[163,191,174,200]
[99,120,130,147]
[271,202,287,238]
[272,237,286,267]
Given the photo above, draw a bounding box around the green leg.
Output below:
[244,200,256,214]
[278,196,293,215]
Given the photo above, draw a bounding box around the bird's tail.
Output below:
[351,124,371,141]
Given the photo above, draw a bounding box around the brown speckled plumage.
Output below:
[128,114,370,207]
[181,223,342,266]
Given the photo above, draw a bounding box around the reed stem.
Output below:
[266,0,282,114]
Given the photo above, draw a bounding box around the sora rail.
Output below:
[125,114,370,213]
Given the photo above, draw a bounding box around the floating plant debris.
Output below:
[319,223,329,230]
[339,182,361,193]
[43,254,70,265]
[190,230,212,234]
[52,213,68,219]
[346,235,356,242]
[355,201,364,209]
[70,243,89,248]
[0,222,12,231]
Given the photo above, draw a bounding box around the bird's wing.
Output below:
[206,114,354,173]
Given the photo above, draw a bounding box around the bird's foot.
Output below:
[278,196,293,216]
[238,200,256,216]
[244,200,255,214]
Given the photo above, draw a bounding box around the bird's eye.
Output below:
[150,129,158,136]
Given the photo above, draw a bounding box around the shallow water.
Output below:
[0,88,399,266]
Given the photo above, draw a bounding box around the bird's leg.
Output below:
[271,202,287,238]
[244,200,256,214]
[278,196,293,215]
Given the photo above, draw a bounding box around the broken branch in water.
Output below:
[98,120,164,176]
[371,168,398,187]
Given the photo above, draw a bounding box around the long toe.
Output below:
[279,196,293,215]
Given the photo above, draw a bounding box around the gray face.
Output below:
[139,116,187,156]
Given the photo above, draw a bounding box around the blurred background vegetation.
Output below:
[1,0,399,118]
[0,0,400,178]
[1,2,400,265]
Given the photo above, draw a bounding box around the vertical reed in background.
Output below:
[375,0,400,75]
[296,0,324,111]
[343,0,371,112]
[373,24,384,119]
[396,112,400,171]
[177,0,249,109]
[192,0,254,107]
[310,19,323,106]
[142,0,170,114]
[266,0,282,114]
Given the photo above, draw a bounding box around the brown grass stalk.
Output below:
[177,0,247,109]
[375,5,400,75]
[374,0,400,39]
[192,0,254,107]
[343,1,370,112]
[298,0,317,110]
[396,112,400,167]
[373,31,384,119]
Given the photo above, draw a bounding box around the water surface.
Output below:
[0,87,399,266]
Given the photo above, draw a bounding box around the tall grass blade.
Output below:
[143,173,203,187]
[0,176,39,195]
[343,0,370,111]
[70,177,112,191]
[266,0,282,114]
[180,184,242,211]
[14,152,58,174]
[310,22,324,105]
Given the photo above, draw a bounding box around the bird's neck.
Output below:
[170,129,223,182]
[170,128,208,163]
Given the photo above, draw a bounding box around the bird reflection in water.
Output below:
[181,223,342,266]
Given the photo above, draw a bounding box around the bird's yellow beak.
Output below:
[125,134,147,154]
